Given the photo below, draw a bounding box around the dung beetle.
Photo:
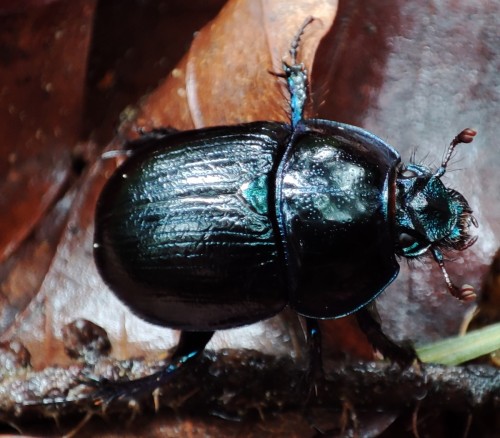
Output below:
[93,18,477,401]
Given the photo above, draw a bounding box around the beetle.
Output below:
[92,19,477,401]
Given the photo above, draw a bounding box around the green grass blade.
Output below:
[416,322,500,365]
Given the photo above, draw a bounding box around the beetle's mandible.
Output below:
[93,18,477,402]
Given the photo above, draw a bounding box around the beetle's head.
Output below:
[394,129,478,301]
[394,164,476,257]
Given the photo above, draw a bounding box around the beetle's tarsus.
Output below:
[83,331,214,408]
[289,16,315,65]
[76,370,110,387]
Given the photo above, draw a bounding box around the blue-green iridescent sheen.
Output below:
[241,174,269,215]
[395,162,465,257]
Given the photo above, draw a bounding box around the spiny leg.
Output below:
[283,17,314,128]
[100,127,180,160]
[88,331,214,408]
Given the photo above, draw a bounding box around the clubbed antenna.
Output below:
[431,247,476,302]
[435,128,477,178]
[430,128,478,302]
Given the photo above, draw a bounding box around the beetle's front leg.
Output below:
[356,303,418,366]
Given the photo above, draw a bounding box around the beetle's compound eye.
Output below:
[397,232,429,257]
[400,168,418,179]
[398,232,418,249]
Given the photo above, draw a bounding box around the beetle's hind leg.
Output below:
[124,126,181,151]
[84,331,214,408]
[100,127,181,159]
[136,126,179,139]
[356,303,418,366]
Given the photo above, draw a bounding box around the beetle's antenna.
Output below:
[431,247,476,302]
[435,128,477,178]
